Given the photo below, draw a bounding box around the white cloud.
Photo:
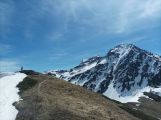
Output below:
[140,0,161,18]
[1,0,161,42]
[0,60,20,72]
[40,0,161,34]
[116,0,161,33]
[0,1,15,37]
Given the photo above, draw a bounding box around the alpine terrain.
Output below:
[48,44,161,103]
[13,71,141,120]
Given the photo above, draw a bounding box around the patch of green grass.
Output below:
[119,105,158,120]
[17,77,38,94]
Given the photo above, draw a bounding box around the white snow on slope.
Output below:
[98,58,107,64]
[112,45,132,71]
[0,73,26,120]
[49,61,98,81]
[103,82,161,103]
[71,62,97,77]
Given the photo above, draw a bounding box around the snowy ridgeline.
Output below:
[48,44,161,103]
[0,73,26,120]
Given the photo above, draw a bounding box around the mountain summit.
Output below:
[48,44,161,103]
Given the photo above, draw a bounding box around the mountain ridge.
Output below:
[14,72,140,120]
[47,44,161,103]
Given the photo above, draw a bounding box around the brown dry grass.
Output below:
[15,74,139,120]
[126,97,161,119]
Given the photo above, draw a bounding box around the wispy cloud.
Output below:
[1,0,161,42]
[0,0,15,38]
[140,0,161,18]
[0,59,20,72]
[115,0,161,33]
[40,0,161,34]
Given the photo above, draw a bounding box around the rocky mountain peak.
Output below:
[48,44,161,103]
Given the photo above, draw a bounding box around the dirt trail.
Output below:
[37,77,51,106]
[38,78,49,94]
[15,74,140,120]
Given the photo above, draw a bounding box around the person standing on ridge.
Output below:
[21,66,23,71]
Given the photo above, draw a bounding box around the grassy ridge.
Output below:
[16,77,38,94]
[119,105,158,120]
[14,73,139,120]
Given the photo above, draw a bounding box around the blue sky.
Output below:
[0,0,161,72]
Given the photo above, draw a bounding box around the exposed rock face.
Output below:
[48,44,161,103]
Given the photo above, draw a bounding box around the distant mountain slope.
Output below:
[48,44,161,103]
[14,72,140,120]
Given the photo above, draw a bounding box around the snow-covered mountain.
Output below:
[48,44,161,103]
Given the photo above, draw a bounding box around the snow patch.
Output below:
[0,73,27,120]
[103,83,161,103]
[98,58,107,64]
